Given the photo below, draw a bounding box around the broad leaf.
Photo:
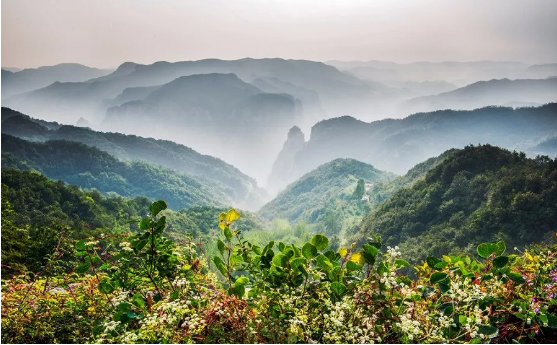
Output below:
[150,200,167,217]
[311,234,329,251]
[302,242,318,259]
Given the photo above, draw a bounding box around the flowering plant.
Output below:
[2,200,556,343]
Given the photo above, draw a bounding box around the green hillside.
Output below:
[355,145,557,260]
[1,107,267,209]
[1,168,264,275]
[1,134,230,210]
[259,158,393,222]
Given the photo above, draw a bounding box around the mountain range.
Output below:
[1,107,268,209]
[1,63,112,99]
[267,103,557,193]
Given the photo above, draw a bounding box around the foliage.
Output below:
[1,134,231,209]
[1,169,151,275]
[356,145,557,261]
[1,107,267,208]
[259,158,394,239]
[2,200,556,344]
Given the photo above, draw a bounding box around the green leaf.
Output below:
[438,302,454,316]
[223,227,232,242]
[230,254,244,268]
[232,284,246,298]
[495,241,506,257]
[346,260,362,272]
[272,254,288,268]
[291,244,301,257]
[427,256,441,268]
[75,262,90,274]
[118,302,131,313]
[217,239,226,255]
[150,200,167,217]
[139,218,154,230]
[135,239,149,251]
[395,259,410,268]
[508,272,526,284]
[362,244,379,264]
[310,234,329,251]
[234,276,249,287]
[131,293,146,310]
[153,216,166,234]
[430,272,449,284]
[98,278,115,294]
[438,282,450,293]
[290,257,307,270]
[330,282,347,296]
[302,242,318,259]
[315,254,334,272]
[213,256,228,277]
[477,241,506,259]
[75,240,86,251]
[492,256,509,268]
[479,325,498,337]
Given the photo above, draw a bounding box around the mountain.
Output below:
[1,63,112,99]
[354,145,557,260]
[3,58,375,124]
[522,63,557,79]
[1,107,267,209]
[1,67,22,72]
[528,136,557,157]
[1,168,265,275]
[1,168,151,273]
[265,126,306,195]
[1,134,231,210]
[400,78,557,114]
[102,73,301,183]
[328,60,532,86]
[258,158,394,225]
[267,103,557,193]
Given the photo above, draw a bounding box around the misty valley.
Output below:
[2,56,557,344]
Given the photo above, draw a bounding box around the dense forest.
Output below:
[1,134,233,209]
[354,145,557,260]
[1,107,267,209]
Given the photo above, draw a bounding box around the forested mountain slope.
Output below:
[259,158,394,224]
[1,169,264,275]
[268,103,557,192]
[353,145,557,260]
[1,107,268,209]
[1,134,230,210]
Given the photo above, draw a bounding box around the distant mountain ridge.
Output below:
[327,60,557,85]
[267,103,557,193]
[3,58,375,123]
[400,78,557,114]
[1,63,112,99]
[1,107,268,209]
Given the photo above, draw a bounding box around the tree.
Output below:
[352,179,365,200]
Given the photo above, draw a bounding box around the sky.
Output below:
[2,0,557,69]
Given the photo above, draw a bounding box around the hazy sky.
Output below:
[2,0,557,69]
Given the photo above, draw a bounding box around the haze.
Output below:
[3,0,557,69]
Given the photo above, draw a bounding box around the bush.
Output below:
[2,200,556,343]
